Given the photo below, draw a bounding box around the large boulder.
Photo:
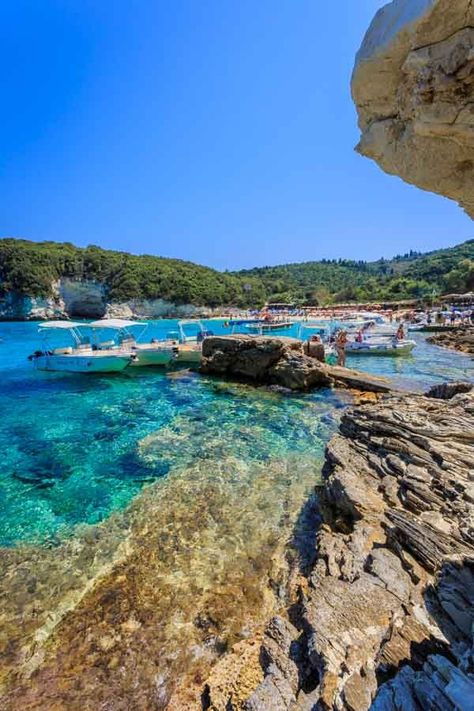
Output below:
[352,0,474,217]
[200,335,392,392]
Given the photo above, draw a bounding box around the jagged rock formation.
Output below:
[352,0,474,218]
[428,325,474,355]
[201,335,393,393]
[202,384,474,709]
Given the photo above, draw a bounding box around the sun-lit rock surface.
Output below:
[219,384,474,710]
[352,0,474,217]
[201,335,393,393]
[428,325,474,354]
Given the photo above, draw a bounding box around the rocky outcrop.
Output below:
[202,384,474,710]
[352,0,474,217]
[427,325,474,355]
[201,335,393,393]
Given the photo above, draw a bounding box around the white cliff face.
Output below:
[352,0,474,218]
[0,279,215,321]
[105,299,200,320]
[0,292,60,321]
[58,278,107,318]
[0,278,107,320]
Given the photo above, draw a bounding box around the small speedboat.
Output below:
[345,337,416,357]
[89,319,177,367]
[29,322,133,373]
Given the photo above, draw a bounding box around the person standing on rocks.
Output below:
[335,330,347,367]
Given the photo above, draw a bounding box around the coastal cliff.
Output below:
[205,383,474,710]
[352,0,474,218]
[0,279,214,321]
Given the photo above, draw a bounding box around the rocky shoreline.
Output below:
[427,327,474,356]
[204,382,474,710]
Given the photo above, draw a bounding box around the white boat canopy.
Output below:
[88,319,146,329]
[39,321,83,329]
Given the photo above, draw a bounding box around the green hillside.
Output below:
[235,240,474,304]
[0,237,473,308]
[0,239,265,308]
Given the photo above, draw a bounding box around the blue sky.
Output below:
[1,1,472,269]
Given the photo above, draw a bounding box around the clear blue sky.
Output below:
[1,1,472,270]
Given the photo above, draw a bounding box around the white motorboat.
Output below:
[345,337,416,357]
[89,319,178,367]
[28,321,133,373]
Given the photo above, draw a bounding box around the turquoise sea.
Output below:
[0,319,472,546]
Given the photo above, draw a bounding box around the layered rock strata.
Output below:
[352,0,474,217]
[201,335,392,393]
[203,384,474,709]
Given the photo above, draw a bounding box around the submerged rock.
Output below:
[352,0,474,217]
[201,335,392,393]
[216,385,474,711]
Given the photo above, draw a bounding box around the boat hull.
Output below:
[129,347,177,367]
[346,342,416,357]
[33,353,132,373]
[176,345,202,363]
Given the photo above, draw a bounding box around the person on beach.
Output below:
[335,330,348,367]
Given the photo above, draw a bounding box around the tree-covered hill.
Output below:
[235,239,474,304]
[0,239,266,308]
[0,237,473,308]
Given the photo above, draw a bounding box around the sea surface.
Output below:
[0,318,472,546]
[0,319,472,708]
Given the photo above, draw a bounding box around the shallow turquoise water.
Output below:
[0,319,472,545]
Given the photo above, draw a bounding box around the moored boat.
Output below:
[345,337,416,356]
[89,319,177,367]
[28,322,133,373]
